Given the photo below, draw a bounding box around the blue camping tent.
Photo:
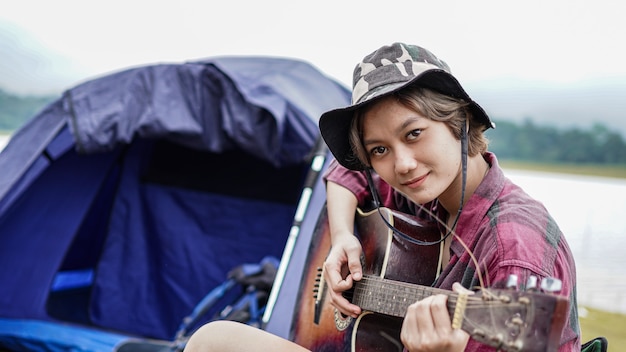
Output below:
[0,56,349,351]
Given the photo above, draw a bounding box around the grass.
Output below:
[580,306,625,349]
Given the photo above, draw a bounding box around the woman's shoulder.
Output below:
[495,176,555,224]
[479,181,566,276]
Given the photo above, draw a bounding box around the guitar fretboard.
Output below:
[352,275,456,318]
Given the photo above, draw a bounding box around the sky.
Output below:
[2,0,626,96]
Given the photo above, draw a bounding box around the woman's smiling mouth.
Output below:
[401,173,429,189]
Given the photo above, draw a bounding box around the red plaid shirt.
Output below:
[324,152,580,351]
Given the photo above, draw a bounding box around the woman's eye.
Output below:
[407,129,422,140]
[370,146,386,156]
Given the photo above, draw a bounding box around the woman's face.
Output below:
[362,96,462,206]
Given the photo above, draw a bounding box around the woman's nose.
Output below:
[394,147,417,174]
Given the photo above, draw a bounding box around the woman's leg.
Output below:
[185,320,311,352]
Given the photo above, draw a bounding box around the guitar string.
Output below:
[351,291,523,320]
[350,289,510,308]
[351,289,519,309]
[349,277,530,342]
[347,276,533,346]
[351,276,514,307]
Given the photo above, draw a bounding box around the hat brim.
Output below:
[319,69,493,171]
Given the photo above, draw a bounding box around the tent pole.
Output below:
[262,138,328,326]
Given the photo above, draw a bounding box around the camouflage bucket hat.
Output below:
[319,42,494,171]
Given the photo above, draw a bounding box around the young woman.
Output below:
[185,42,580,351]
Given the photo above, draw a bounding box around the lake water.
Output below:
[506,169,626,315]
[0,135,8,152]
[0,135,624,313]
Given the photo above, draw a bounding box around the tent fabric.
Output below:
[0,319,131,352]
[0,101,69,211]
[68,57,328,165]
[88,139,301,339]
[0,55,350,346]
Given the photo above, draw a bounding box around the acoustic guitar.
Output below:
[290,206,568,352]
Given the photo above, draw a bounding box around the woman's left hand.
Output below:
[400,283,471,352]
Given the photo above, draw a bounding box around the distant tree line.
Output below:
[2,88,626,164]
[487,119,626,164]
[0,89,56,131]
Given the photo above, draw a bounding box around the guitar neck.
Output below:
[352,274,568,352]
[352,275,456,319]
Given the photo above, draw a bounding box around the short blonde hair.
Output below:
[349,86,489,167]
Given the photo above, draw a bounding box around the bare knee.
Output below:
[184,320,309,352]
[185,321,241,352]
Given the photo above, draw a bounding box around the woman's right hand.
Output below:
[322,230,363,318]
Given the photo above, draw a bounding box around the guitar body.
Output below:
[291,206,570,352]
[291,206,441,352]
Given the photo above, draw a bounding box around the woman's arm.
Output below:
[323,181,363,317]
